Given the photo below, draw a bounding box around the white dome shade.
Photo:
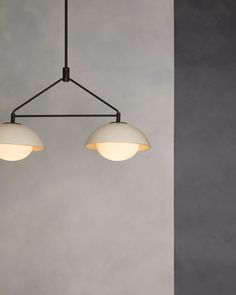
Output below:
[85,122,150,161]
[0,123,44,161]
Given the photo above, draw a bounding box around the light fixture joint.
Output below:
[116,112,121,122]
[11,113,16,123]
[62,67,70,82]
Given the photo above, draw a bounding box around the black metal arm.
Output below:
[10,0,121,124]
[11,79,62,123]
[70,78,121,117]
[11,78,121,123]
[14,114,117,119]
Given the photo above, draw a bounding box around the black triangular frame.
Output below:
[10,0,121,124]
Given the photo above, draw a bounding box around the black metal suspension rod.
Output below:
[65,0,68,68]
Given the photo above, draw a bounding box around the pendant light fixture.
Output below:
[86,123,150,161]
[0,0,150,161]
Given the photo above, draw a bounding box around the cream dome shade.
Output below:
[85,122,150,161]
[0,123,44,161]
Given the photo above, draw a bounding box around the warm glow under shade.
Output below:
[86,122,150,161]
[0,123,44,161]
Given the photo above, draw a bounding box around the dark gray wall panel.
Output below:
[175,1,236,294]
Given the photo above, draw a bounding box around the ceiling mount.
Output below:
[0,0,150,162]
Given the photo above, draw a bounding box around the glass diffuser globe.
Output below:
[97,142,139,161]
[0,144,32,161]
